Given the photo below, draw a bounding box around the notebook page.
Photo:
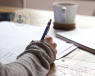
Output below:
[48,58,95,76]
[0,21,77,64]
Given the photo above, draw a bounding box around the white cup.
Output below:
[53,2,78,24]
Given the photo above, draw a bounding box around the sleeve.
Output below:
[0,41,56,76]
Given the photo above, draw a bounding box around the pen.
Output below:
[40,19,52,40]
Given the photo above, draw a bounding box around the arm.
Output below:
[0,37,56,76]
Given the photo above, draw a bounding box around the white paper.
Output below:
[56,46,77,59]
[48,58,95,76]
[0,21,77,64]
[57,28,95,50]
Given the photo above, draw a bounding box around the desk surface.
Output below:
[24,9,95,63]
[1,6,95,75]
[1,6,95,69]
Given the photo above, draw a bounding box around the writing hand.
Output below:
[44,36,57,54]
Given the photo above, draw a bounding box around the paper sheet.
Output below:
[0,21,77,64]
[48,58,95,76]
[56,27,95,50]
[56,46,77,59]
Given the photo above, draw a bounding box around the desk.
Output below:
[1,6,95,75]
[1,6,95,61]
[25,9,95,63]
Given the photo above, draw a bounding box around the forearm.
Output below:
[0,41,56,76]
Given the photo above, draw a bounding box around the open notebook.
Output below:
[56,28,95,54]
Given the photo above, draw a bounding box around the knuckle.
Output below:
[53,43,57,47]
[54,43,57,47]
[48,37,53,41]
[55,50,57,53]
[51,42,57,48]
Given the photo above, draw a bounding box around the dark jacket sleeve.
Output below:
[0,41,56,76]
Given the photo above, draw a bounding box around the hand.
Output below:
[44,36,57,54]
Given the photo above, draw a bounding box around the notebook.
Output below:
[56,28,95,54]
[0,21,77,64]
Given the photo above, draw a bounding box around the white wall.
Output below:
[26,0,95,16]
[0,0,95,16]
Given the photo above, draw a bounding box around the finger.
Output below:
[45,35,50,39]
[51,43,57,48]
[45,36,53,43]
[53,43,57,48]
[55,49,57,54]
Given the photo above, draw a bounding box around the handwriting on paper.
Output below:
[47,63,95,76]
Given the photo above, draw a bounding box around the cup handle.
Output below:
[62,7,66,21]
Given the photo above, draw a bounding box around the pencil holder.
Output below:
[53,22,76,30]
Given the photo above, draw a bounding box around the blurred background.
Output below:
[0,0,95,16]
